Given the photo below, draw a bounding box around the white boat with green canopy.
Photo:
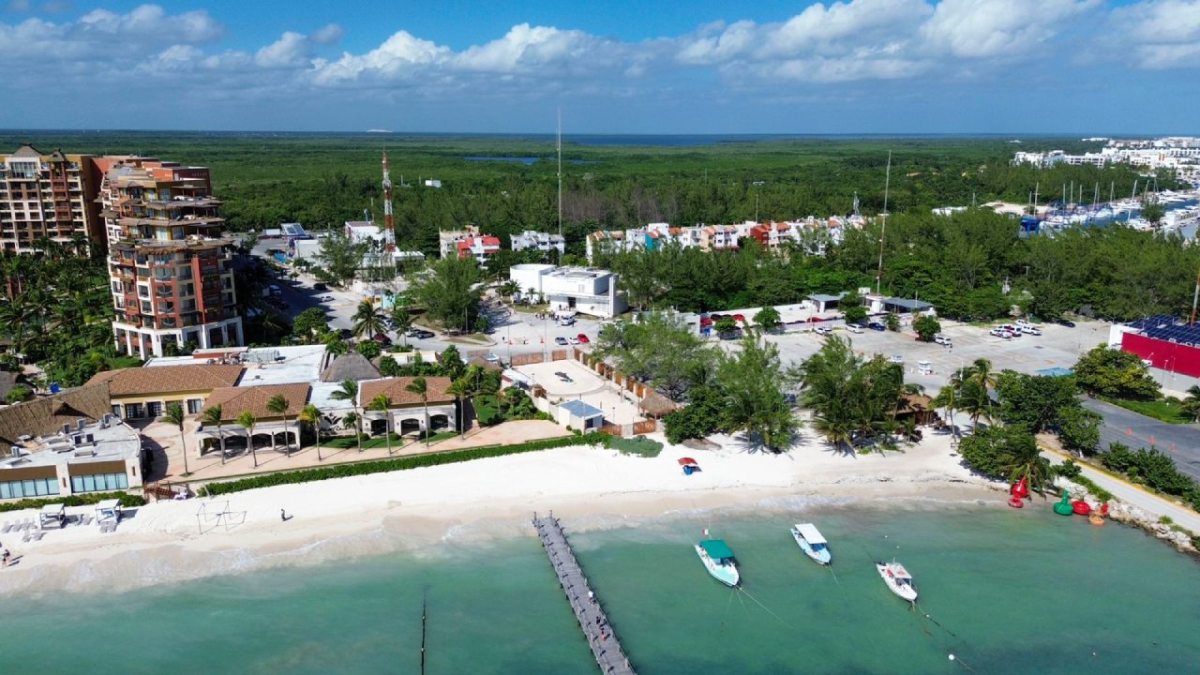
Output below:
[695,538,740,587]
[791,523,831,565]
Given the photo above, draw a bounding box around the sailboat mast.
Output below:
[876,151,892,294]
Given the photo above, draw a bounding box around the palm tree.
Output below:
[367,393,394,454]
[391,305,413,346]
[298,403,324,460]
[931,384,959,437]
[353,300,386,340]
[267,394,292,456]
[446,378,471,435]
[200,404,227,465]
[161,402,190,477]
[1181,386,1200,423]
[237,410,259,468]
[406,376,430,446]
[330,378,363,451]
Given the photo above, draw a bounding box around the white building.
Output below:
[344,220,394,247]
[511,230,565,255]
[0,416,144,501]
[509,264,626,318]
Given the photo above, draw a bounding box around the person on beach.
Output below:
[2,548,10,567]
[280,509,288,522]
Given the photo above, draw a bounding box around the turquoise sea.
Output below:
[1,505,1197,674]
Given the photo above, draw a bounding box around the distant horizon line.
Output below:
[0,128,1194,139]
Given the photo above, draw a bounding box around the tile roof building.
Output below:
[357,377,458,436]
[201,383,311,422]
[87,364,244,420]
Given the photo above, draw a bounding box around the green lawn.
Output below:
[608,435,664,458]
[1103,397,1193,424]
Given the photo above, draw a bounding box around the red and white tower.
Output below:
[381,149,394,248]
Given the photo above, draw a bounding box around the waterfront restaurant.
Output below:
[0,415,145,501]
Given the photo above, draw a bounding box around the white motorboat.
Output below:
[695,538,740,587]
[790,523,831,566]
[876,560,918,602]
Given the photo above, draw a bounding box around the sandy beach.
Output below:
[0,432,998,595]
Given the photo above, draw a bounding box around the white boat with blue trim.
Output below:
[791,523,831,565]
[695,538,740,587]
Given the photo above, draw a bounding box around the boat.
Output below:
[791,523,832,565]
[876,560,918,603]
[1072,500,1092,516]
[695,538,740,587]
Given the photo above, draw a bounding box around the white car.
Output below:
[989,327,1013,339]
[888,354,904,364]
[1020,326,1042,336]
[568,336,581,345]
[814,326,833,336]
[846,324,864,334]
[934,334,952,345]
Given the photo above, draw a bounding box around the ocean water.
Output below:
[1,505,1197,674]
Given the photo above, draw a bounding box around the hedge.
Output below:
[199,433,611,496]
[0,491,145,513]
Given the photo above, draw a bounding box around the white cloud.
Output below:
[454,23,601,73]
[311,22,343,45]
[78,4,222,43]
[1112,0,1200,68]
[311,30,449,85]
[256,31,309,68]
[920,0,1097,58]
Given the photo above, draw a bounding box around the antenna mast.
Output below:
[557,108,563,239]
[876,151,891,294]
[382,149,394,242]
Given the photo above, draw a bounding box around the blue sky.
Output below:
[1,0,1197,134]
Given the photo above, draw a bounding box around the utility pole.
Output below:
[875,151,891,295]
[1191,267,1200,325]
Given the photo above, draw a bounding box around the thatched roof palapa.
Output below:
[0,383,113,447]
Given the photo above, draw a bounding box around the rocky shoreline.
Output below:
[1060,478,1200,560]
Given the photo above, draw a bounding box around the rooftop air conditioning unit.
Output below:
[77,418,87,432]
[10,446,21,457]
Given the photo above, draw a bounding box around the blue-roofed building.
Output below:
[557,399,604,430]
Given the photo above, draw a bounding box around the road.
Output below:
[1043,448,1200,533]
[250,238,605,361]
[1081,398,1200,481]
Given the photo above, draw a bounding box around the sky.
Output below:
[1,0,1197,134]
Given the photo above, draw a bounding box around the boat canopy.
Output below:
[677,457,699,466]
[700,539,734,560]
[793,523,826,545]
[890,563,912,579]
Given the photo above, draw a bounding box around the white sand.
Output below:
[0,432,998,595]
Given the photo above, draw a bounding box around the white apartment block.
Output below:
[508,264,627,318]
[510,230,565,255]
[344,220,394,247]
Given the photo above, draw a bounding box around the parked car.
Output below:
[407,329,435,339]
[554,336,569,346]
[889,354,904,364]
[1020,326,1042,336]
[934,334,952,345]
[576,334,590,344]
[568,336,581,345]
[484,353,500,364]
[999,324,1022,337]
[867,322,886,332]
[814,326,832,336]
[989,327,1013,339]
[1058,319,1076,328]
[372,333,392,346]
[558,316,576,326]
[554,371,573,382]
[338,328,354,340]
[846,324,864,334]
[313,282,328,291]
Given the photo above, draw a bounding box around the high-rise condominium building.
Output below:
[98,156,242,359]
[0,145,103,255]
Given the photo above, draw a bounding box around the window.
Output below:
[0,476,59,499]
[124,403,145,418]
[70,472,128,494]
[146,401,163,418]
[186,398,203,414]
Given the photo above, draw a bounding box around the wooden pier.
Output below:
[533,514,636,675]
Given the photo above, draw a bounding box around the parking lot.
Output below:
[758,318,1112,394]
[515,359,644,425]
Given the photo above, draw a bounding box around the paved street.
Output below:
[1081,398,1200,481]
[1043,448,1200,534]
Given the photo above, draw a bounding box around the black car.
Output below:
[1057,319,1076,328]
[338,328,354,340]
[867,322,886,331]
[407,329,435,339]
[313,282,328,292]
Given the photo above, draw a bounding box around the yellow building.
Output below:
[87,364,244,420]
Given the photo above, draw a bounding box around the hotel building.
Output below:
[0,145,103,255]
